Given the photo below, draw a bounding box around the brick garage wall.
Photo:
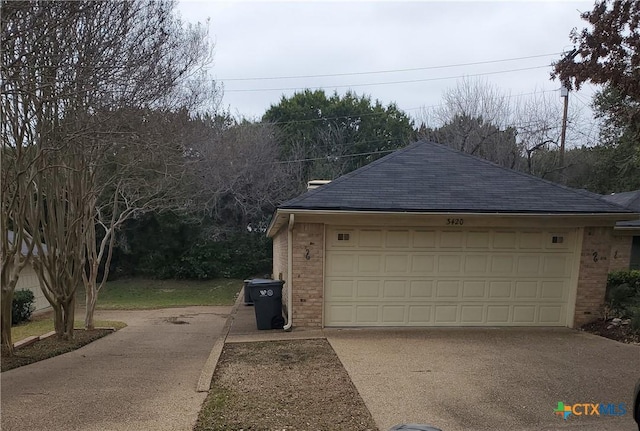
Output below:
[272,225,288,303]
[574,227,613,327]
[608,234,632,272]
[290,223,324,328]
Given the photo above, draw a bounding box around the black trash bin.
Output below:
[243,279,253,305]
[248,279,285,330]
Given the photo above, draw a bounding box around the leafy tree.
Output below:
[552,0,639,191]
[263,90,415,186]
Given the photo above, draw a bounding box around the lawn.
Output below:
[80,278,243,310]
[11,316,127,343]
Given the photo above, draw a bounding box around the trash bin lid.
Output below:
[248,279,285,286]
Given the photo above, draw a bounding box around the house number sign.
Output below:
[446,218,464,226]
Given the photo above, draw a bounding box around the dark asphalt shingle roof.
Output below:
[281,140,633,214]
[602,191,640,227]
[602,190,640,212]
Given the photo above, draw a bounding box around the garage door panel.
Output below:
[462,281,486,298]
[382,305,406,323]
[386,230,410,248]
[413,231,436,248]
[539,306,564,323]
[541,281,566,299]
[383,280,407,298]
[466,231,491,248]
[359,230,382,247]
[491,255,514,273]
[356,306,379,323]
[461,305,484,323]
[411,255,435,272]
[513,305,537,323]
[488,281,512,298]
[410,280,433,297]
[326,280,354,299]
[326,253,355,274]
[356,280,380,298]
[516,255,541,274]
[385,255,408,272]
[515,281,538,299]
[493,231,517,248]
[519,232,543,249]
[434,305,458,323]
[464,255,488,273]
[436,281,459,298]
[438,255,462,272]
[408,305,431,323]
[325,227,575,327]
[439,231,464,248]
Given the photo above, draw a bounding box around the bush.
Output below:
[12,289,35,325]
[606,270,640,328]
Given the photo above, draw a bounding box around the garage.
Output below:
[325,226,578,327]
[267,141,637,329]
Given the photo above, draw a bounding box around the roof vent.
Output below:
[307,180,331,190]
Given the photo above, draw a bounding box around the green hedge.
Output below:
[12,289,35,325]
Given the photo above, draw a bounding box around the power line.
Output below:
[225,65,551,93]
[257,89,557,127]
[220,52,561,81]
[275,149,398,164]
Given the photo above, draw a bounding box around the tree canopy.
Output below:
[263,90,415,185]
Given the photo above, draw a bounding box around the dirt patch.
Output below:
[195,339,377,431]
[581,318,640,344]
[1,329,114,372]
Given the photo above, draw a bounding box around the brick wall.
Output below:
[272,225,288,307]
[574,227,613,327]
[607,234,632,272]
[290,223,324,328]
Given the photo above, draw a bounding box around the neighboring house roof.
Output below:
[280,140,635,214]
[7,231,47,256]
[602,190,640,228]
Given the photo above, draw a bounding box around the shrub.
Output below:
[12,289,35,325]
[606,270,640,329]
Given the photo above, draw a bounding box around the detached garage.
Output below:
[267,141,637,329]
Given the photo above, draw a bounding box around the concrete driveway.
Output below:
[1,306,230,431]
[327,328,640,431]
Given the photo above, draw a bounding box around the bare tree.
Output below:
[416,78,520,168]
[512,90,590,179]
[189,119,292,233]
[1,0,218,343]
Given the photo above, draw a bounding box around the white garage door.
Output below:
[325,227,577,327]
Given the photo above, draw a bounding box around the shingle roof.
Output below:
[281,140,633,214]
[602,191,640,227]
[602,190,640,212]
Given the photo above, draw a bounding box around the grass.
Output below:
[11,315,127,343]
[4,278,240,371]
[79,278,243,310]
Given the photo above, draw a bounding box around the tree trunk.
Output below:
[62,295,75,340]
[1,289,15,356]
[84,282,97,330]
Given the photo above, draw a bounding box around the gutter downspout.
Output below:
[283,214,294,331]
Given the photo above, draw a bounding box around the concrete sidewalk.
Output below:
[225,296,324,343]
[1,306,230,431]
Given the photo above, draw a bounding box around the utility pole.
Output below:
[559,85,569,168]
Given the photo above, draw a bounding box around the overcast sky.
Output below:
[177,1,597,125]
